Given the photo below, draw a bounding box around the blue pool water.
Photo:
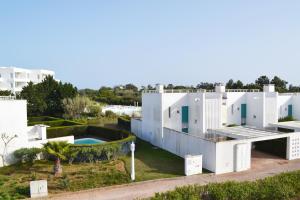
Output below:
[74,138,106,145]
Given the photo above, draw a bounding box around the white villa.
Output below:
[131,84,300,174]
[0,96,73,167]
[0,67,55,94]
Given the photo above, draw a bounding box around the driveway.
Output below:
[48,159,300,200]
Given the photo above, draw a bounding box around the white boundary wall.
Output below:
[131,118,142,139]
[163,128,216,172]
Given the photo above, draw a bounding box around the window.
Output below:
[10,83,13,88]
[231,104,234,114]
[10,73,13,78]
[37,74,40,79]
[0,73,1,78]
[168,107,171,118]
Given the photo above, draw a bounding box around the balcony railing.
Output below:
[226,89,260,92]
[143,89,207,93]
[143,88,260,93]
[0,96,16,100]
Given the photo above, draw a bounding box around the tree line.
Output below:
[0,75,300,117]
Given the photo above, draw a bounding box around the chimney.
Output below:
[156,84,164,93]
[263,84,275,92]
[215,83,226,93]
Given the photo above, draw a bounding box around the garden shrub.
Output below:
[28,116,60,122]
[14,148,42,164]
[279,116,295,122]
[117,117,131,131]
[151,170,300,200]
[47,125,135,163]
[28,119,83,127]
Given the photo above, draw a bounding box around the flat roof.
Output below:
[270,121,300,130]
[210,126,281,140]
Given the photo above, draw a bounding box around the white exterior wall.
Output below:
[215,140,251,174]
[246,93,265,128]
[292,95,300,120]
[278,95,293,119]
[188,93,206,134]
[163,128,217,172]
[131,118,142,138]
[162,93,187,133]
[264,92,278,127]
[224,92,246,126]
[287,134,300,160]
[0,67,55,94]
[0,99,73,167]
[0,100,28,166]
[205,93,222,130]
[141,93,163,146]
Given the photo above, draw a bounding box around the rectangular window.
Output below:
[231,104,234,115]
[10,73,13,78]
[0,74,1,78]
[168,107,171,118]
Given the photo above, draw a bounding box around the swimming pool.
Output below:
[74,138,106,145]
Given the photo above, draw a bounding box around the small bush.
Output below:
[279,116,295,122]
[14,148,42,164]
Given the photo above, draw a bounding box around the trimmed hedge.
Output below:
[28,119,83,127]
[28,116,60,122]
[47,125,136,163]
[151,170,300,200]
[117,117,131,131]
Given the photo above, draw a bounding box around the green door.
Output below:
[182,106,189,123]
[241,104,247,125]
[182,106,189,133]
[288,105,293,117]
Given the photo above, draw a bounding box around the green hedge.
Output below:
[47,125,136,163]
[151,170,300,200]
[28,116,60,122]
[28,119,83,127]
[117,117,131,131]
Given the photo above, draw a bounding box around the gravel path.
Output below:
[48,159,300,200]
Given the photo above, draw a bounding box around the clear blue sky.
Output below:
[1,1,300,89]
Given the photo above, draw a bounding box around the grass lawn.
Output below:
[0,139,184,199]
[122,138,184,181]
[0,159,130,199]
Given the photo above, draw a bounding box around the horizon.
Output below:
[1,1,300,89]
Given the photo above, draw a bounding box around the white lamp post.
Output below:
[130,141,135,181]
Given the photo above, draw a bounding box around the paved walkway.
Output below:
[48,159,300,200]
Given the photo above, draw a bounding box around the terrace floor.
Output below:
[251,150,288,170]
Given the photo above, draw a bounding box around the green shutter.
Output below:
[241,104,247,118]
[182,106,189,123]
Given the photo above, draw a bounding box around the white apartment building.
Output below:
[0,67,55,94]
[0,96,73,167]
[131,84,300,174]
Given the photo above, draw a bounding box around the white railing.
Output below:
[143,89,207,93]
[0,96,16,100]
[226,89,260,92]
[279,93,300,96]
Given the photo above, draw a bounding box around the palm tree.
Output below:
[43,141,70,176]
